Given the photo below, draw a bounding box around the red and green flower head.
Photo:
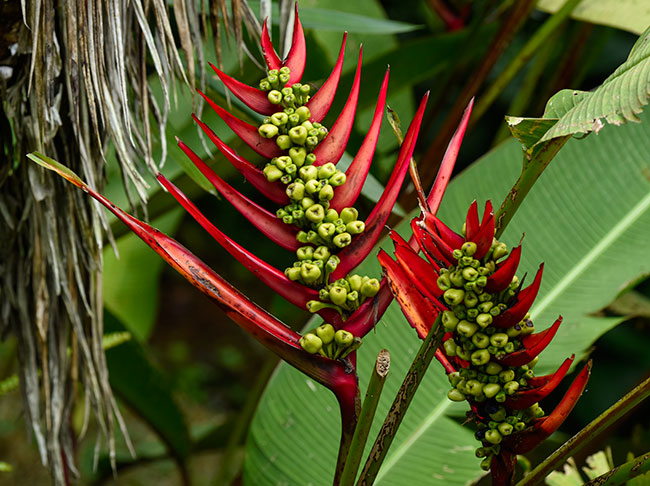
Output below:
[379,103,591,485]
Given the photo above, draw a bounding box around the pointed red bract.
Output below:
[176,140,300,251]
[199,90,283,159]
[313,48,363,167]
[330,68,389,211]
[423,213,465,250]
[505,356,574,409]
[330,93,429,280]
[426,98,474,215]
[306,33,347,123]
[391,232,443,301]
[492,264,544,329]
[210,63,276,115]
[465,200,480,242]
[379,250,440,339]
[342,281,393,337]
[485,245,522,293]
[411,220,447,270]
[261,19,282,71]
[472,210,495,260]
[503,361,591,454]
[285,5,306,85]
[497,316,563,367]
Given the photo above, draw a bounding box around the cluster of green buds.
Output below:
[259,67,312,108]
[281,205,365,250]
[437,235,546,468]
[299,323,361,360]
[306,274,381,315]
[285,245,340,286]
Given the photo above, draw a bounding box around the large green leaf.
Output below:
[540,26,650,143]
[537,0,650,35]
[243,109,650,484]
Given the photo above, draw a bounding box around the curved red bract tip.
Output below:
[330,68,389,211]
[342,280,393,337]
[505,355,574,410]
[465,200,480,241]
[210,63,276,115]
[261,18,282,70]
[423,213,465,250]
[485,245,522,293]
[492,263,544,329]
[329,92,430,280]
[411,220,447,270]
[497,316,563,367]
[306,33,348,123]
[285,5,306,85]
[313,47,363,167]
[379,249,440,340]
[472,210,495,260]
[391,232,443,301]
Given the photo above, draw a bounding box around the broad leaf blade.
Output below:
[244,110,650,485]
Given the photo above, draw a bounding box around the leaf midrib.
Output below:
[531,190,650,319]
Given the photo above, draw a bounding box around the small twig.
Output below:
[356,315,444,486]
[517,375,650,486]
[340,350,391,486]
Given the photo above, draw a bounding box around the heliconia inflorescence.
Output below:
[378,102,591,485]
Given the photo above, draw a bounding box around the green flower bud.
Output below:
[490,407,507,422]
[443,288,465,306]
[475,447,489,458]
[514,422,527,432]
[284,106,295,115]
[296,231,309,244]
[464,290,479,308]
[285,163,297,176]
[259,80,271,91]
[471,332,490,349]
[329,286,348,306]
[304,179,321,195]
[466,308,478,319]
[483,383,501,399]
[485,429,502,445]
[316,324,336,344]
[286,181,305,201]
[499,369,516,383]
[471,349,491,366]
[319,184,334,201]
[283,93,296,105]
[313,246,331,261]
[334,329,354,348]
[305,204,325,223]
[317,222,336,239]
[447,389,466,402]
[282,215,294,225]
[437,274,452,291]
[448,371,462,387]
[258,123,279,138]
[527,356,539,369]
[299,333,323,354]
[476,313,493,328]
[504,342,515,353]
[289,146,307,167]
[457,320,479,338]
[504,380,519,395]
[267,89,282,104]
[443,339,457,356]
[442,310,459,331]
[492,244,509,260]
[300,84,311,97]
[288,113,301,127]
[452,249,463,260]
[449,271,464,287]
[263,165,284,182]
[347,275,363,293]
[318,163,337,180]
[461,241,477,256]
[475,276,487,288]
[296,106,311,122]
[301,120,314,131]
[301,263,322,284]
[329,172,347,186]
[285,266,302,281]
[456,347,471,361]
[462,267,478,281]
[485,362,503,375]
[276,135,292,150]
[490,333,509,348]
[299,165,319,181]
[339,207,358,224]
[277,156,293,170]
[347,290,359,303]
[305,153,317,165]
[271,112,289,126]
[289,126,308,145]
[326,256,340,273]
[296,246,314,261]
[465,379,483,396]
[279,66,290,75]
[346,221,365,234]
[360,279,380,297]
[477,301,493,313]
[333,232,352,248]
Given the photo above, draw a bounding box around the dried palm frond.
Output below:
[0,0,260,484]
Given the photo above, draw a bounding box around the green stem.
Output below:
[472,0,582,123]
[517,375,650,486]
[340,349,391,486]
[494,134,570,238]
[356,315,444,486]
[583,451,650,486]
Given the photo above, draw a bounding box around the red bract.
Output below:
[378,101,590,484]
